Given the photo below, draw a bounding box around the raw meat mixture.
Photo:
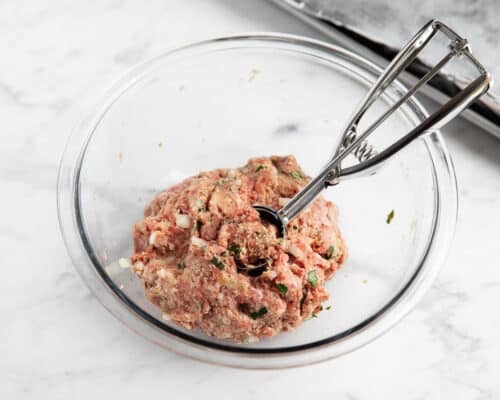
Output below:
[131,155,347,342]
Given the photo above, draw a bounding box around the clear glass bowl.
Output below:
[57,34,457,368]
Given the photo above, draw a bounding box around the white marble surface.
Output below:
[1,1,499,398]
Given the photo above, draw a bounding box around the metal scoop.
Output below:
[254,20,491,238]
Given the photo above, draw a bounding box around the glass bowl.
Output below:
[57,34,457,368]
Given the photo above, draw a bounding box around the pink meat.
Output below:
[131,155,347,342]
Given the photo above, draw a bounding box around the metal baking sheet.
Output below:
[271,0,500,138]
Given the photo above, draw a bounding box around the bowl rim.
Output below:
[57,32,458,368]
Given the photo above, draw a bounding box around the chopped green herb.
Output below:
[249,307,268,320]
[312,314,318,318]
[255,165,266,172]
[195,220,202,231]
[229,243,241,256]
[307,270,318,288]
[277,238,284,246]
[326,305,332,311]
[210,256,225,270]
[220,251,227,257]
[275,283,288,295]
[215,178,231,186]
[300,292,306,305]
[292,225,298,231]
[326,245,335,260]
[177,262,186,270]
[386,209,395,224]
[288,171,302,179]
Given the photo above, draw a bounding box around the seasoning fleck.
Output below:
[255,165,266,172]
[386,209,395,224]
[248,68,260,82]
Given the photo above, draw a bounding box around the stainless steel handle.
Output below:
[277,20,491,225]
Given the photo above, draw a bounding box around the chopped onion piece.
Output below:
[105,265,115,276]
[175,213,192,229]
[194,198,204,210]
[133,261,144,271]
[149,231,159,246]
[158,269,168,279]
[246,336,259,343]
[288,243,303,259]
[105,262,121,277]
[162,312,172,321]
[263,269,277,280]
[118,258,131,269]
[190,236,207,248]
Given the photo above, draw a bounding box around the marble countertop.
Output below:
[2,1,499,398]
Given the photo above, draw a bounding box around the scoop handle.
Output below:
[280,73,490,224]
[277,171,333,224]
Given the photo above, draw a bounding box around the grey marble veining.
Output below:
[1,0,499,399]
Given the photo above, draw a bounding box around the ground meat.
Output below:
[131,155,347,342]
